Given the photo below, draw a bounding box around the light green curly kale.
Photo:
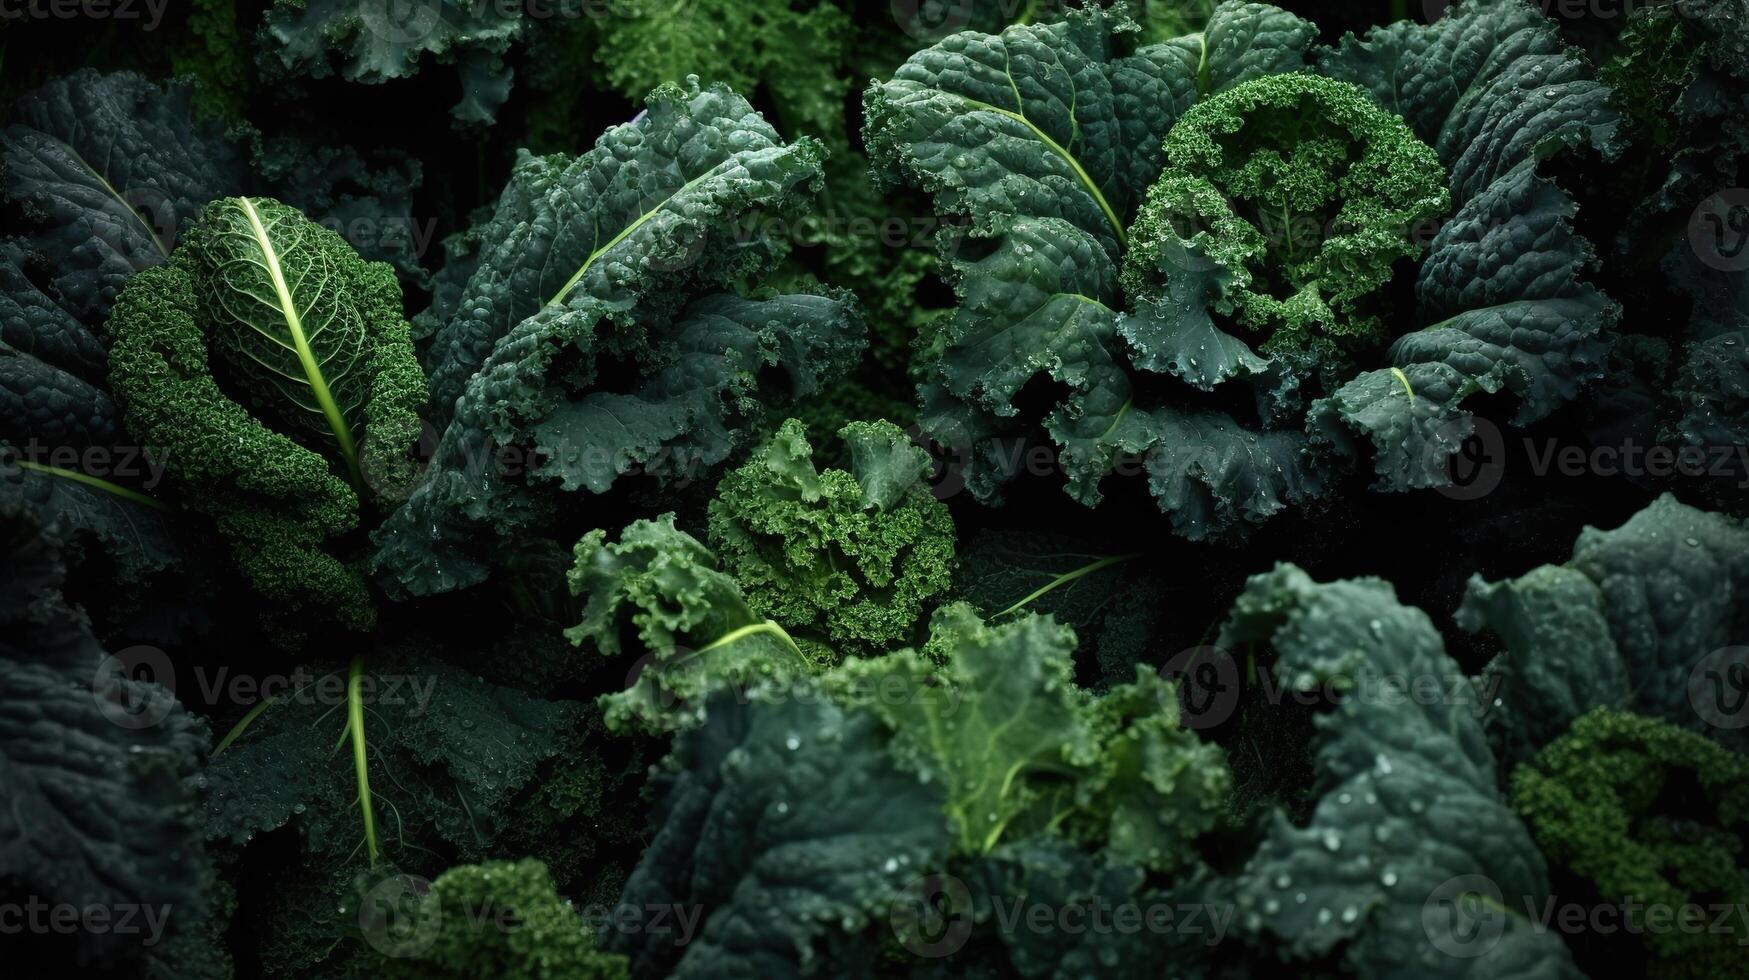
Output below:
[706,418,956,652]
[1126,72,1448,382]
[375,859,628,980]
[566,514,819,733]
[834,603,1228,871]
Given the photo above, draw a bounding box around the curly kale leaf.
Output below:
[870,6,1352,537]
[375,859,629,980]
[839,604,1228,872]
[1224,564,1581,980]
[259,0,526,124]
[1313,0,1620,490]
[565,514,816,733]
[607,689,952,980]
[0,509,210,967]
[706,418,955,652]
[1511,708,1749,980]
[373,82,863,599]
[1,69,246,323]
[419,81,829,421]
[1460,494,1749,761]
[106,197,428,630]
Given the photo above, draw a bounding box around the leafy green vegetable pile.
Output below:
[3,1,1748,978]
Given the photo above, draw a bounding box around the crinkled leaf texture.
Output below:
[378,859,628,979]
[1,70,245,323]
[260,0,526,124]
[106,197,428,630]
[606,689,952,980]
[0,240,183,603]
[565,514,812,734]
[1224,564,1581,979]
[867,4,1336,539]
[0,510,209,966]
[1313,0,1621,489]
[706,418,955,652]
[839,604,1228,872]
[373,81,864,598]
[1460,494,1749,762]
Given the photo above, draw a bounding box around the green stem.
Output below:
[346,657,379,868]
[995,554,1142,619]
[694,620,808,664]
[212,696,280,756]
[13,460,169,510]
[237,197,363,489]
